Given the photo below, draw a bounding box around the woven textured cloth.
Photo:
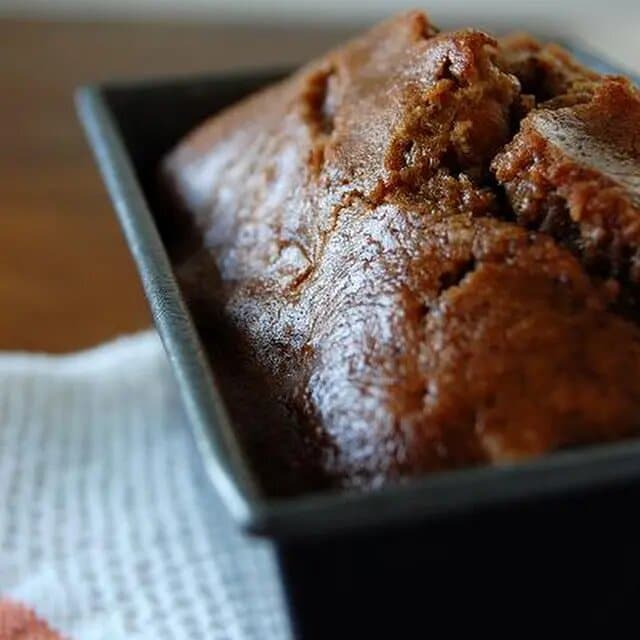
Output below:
[0,331,290,640]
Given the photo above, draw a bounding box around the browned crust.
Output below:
[163,11,640,493]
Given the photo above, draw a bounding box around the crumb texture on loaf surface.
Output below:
[163,11,640,493]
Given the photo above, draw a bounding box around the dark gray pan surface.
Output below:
[76,48,640,540]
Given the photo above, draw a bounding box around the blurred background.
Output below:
[1,0,638,352]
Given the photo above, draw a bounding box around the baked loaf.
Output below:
[163,12,640,492]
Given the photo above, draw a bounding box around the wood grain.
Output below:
[0,19,350,352]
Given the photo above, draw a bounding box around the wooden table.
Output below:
[0,19,350,352]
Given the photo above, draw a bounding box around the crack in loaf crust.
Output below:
[163,11,640,492]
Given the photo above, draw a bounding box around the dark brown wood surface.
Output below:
[0,19,349,352]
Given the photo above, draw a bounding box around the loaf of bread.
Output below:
[163,12,640,493]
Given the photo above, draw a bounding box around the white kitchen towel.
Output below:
[0,331,291,640]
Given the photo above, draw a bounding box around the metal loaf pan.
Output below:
[77,49,640,635]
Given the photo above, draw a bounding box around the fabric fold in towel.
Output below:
[0,331,289,640]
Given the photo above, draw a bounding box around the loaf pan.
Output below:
[77,48,640,635]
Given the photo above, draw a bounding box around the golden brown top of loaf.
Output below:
[164,11,640,492]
